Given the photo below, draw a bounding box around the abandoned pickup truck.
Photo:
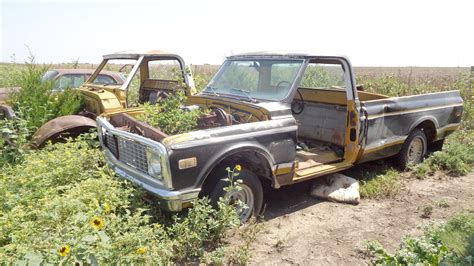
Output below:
[97,52,463,222]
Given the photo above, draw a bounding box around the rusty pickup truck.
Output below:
[97,52,463,222]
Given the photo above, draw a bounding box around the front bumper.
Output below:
[97,117,200,212]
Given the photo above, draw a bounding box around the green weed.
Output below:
[359,169,403,199]
[367,212,474,264]
[437,199,450,208]
[0,136,243,264]
[7,56,83,130]
[0,111,30,165]
[413,131,474,178]
[421,205,433,219]
[139,91,202,135]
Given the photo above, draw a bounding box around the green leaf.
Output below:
[82,234,97,242]
[98,230,110,244]
[24,251,43,265]
[87,254,99,266]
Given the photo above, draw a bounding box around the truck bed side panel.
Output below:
[359,90,463,163]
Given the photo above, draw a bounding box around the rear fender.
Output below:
[32,115,96,148]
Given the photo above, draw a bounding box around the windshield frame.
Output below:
[201,58,306,102]
[84,56,144,91]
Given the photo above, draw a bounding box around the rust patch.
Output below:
[32,115,97,148]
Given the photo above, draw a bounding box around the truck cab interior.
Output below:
[291,59,388,177]
[292,60,348,173]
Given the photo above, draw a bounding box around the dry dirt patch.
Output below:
[248,171,474,265]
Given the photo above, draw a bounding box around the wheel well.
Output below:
[414,120,436,143]
[37,126,96,148]
[199,151,273,197]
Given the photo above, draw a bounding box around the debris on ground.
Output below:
[310,173,360,204]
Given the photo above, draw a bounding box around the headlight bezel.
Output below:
[146,148,163,180]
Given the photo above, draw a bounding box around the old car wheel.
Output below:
[209,169,263,223]
[395,129,427,168]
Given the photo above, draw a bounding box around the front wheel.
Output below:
[395,129,427,168]
[209,169,263,223]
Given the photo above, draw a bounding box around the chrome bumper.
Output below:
[96,117,200,211]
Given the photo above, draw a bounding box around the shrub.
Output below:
[0,136,242,264]
[138,91,202,135]
[359,169,403,199]
[437,199,450,208]
[421,205,433,219]
[0,112,30,165]
[7,57,83,130]
[367,212,474,265]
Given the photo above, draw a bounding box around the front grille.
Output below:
[105,133,118,157]
[104,133,148,174]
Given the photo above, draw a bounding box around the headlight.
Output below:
[146,149,162,179]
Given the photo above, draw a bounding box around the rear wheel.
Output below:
[395,129,427,168]
[209,169,263,223]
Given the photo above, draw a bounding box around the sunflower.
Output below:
[90,216,105,230]
[136,247,146,254]
[58,245,70,256]
[235,165,242,171]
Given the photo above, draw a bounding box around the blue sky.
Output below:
[1,0,473,66]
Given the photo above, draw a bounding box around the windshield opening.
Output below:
[41,70,59,83]
[89,59,135,85]
[202,59,304,101]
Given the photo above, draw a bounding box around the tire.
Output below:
[209,169,263,223]
[395,129,427,168]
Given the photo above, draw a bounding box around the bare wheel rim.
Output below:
[407,137,424,163]
[227,184,254,222]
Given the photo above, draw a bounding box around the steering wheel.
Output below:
[291,89,305,115]
[276,80,291,90]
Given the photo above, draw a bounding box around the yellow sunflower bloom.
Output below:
[58,245,70,256]
[90,216,105,230]
[235,165,242,171]
[136,247,146,254]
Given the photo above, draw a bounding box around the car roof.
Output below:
[103,50,184,60]
[52,69,121,76]
[227,51,348,60]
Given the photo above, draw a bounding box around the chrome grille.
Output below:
[104,133,148,174]
[105,133,118,157]
[117,137,148,173]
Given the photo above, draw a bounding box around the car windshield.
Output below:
[41,70,59,83]
[89,59,136,85]
[202,59,304,101]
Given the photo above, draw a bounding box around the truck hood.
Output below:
[189,94,292,119]
[162,99,294,149]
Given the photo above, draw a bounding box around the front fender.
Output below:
[32,115,97,148]
[194,141,276,188]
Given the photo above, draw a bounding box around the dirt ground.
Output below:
[248,165,474,265]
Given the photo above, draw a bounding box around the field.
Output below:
[0,61,473,264]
